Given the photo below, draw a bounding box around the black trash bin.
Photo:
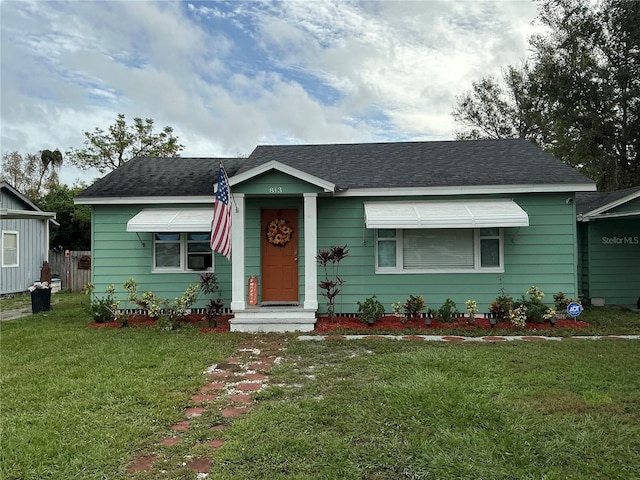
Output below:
[31,288,52,313]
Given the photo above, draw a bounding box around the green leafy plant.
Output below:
[465,299,478,325]
[511,285,555,326]
[510,305,528,328]
[391,301,404,315]
[357,295,385,324]
[89,285,120,324]
[553,291,579,318]
[554,291,569,312]
[489,283,513,321]
[123,279,200,330]
[317,245,349,321]
[437,298,460,323]
[403,294,426,318]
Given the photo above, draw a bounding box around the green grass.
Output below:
[214,339,640,479]
[0,291,33,310]
[1,294,639,479]
[0,293,245,479]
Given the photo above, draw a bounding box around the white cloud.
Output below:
[1,0,541,185]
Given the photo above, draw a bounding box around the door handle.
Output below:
[294,249,298,262]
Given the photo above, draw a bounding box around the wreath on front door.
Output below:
[266,218,293,246]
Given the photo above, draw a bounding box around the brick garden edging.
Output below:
[298,334,640,342]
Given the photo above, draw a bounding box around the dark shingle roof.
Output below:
[576,186,640,216]
[76,139,594,200]
[75,157,245,199]
[239,138,593,189]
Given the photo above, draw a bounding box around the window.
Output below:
[2,231,19,267]
[153,232,213,272]
[375,228,503,273]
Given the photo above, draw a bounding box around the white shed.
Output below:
[1,182,58,295]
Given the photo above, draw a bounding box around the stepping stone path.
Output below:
[126,336,286,477]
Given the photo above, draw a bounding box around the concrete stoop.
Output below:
[230,307,316,332]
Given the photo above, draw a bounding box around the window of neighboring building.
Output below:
[375,228,503,273]
[153,232,213,272]
[2,231,19,267]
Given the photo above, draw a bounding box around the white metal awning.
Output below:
[127,209,212,232]
[364,200,529,229]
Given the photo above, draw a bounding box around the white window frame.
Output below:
[2,231,19,268]
[152,232,214,273]
[375,228,504,274]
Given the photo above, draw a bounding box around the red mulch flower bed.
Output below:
[88,314,233,332]
[314,315,590,333]
[88,314,589,333]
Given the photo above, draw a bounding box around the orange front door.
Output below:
[261,209,299,303]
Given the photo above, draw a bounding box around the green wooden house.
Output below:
[75,139,596,331]
[576,186,640,307]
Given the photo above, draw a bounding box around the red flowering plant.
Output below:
[316,245,349,322]
[200,273,224,327]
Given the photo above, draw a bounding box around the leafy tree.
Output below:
[66,113,184,173]
[452,0,640,190]
[1,150,63,197]
[452,64,548,146]
[34,183,91,251]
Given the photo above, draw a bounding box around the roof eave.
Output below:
[0,208,57,219]
[74,195,214,205]
[230,160,335,193]
[335,183,597,197]
[577,189,640,220]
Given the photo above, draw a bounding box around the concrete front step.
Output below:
[230,307,317,332]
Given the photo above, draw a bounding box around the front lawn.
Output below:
[1,293,639,479]
[0,293,243,479]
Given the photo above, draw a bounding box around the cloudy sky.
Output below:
[1,0,542,185]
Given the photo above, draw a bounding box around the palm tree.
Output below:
[36,149,63,193]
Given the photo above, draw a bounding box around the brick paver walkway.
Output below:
[126,337,286,477]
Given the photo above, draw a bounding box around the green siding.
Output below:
[315,193,579,314]
[577,223,590,299]
[234,171,325,195]
[90,205,232,308]
[582,218,640,305]
[90,192,581,315]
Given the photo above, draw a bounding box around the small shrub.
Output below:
[553,291,569,314]
[317,245,349,321]
[465,299,478,324]
[403,294,426,318]
[511,286,555,326]
[123,278,200,330]
[437,298,459,323]
[89,285,120,323]
[489,295,513,320]
[391,301,404,315]
[357,295,385,324]
[204,298,225,327]
[509,305,528,328]
[553,292,579,317]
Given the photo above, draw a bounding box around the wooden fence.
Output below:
[48,250,92,293]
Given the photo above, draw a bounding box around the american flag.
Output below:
[210,162,231,259]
